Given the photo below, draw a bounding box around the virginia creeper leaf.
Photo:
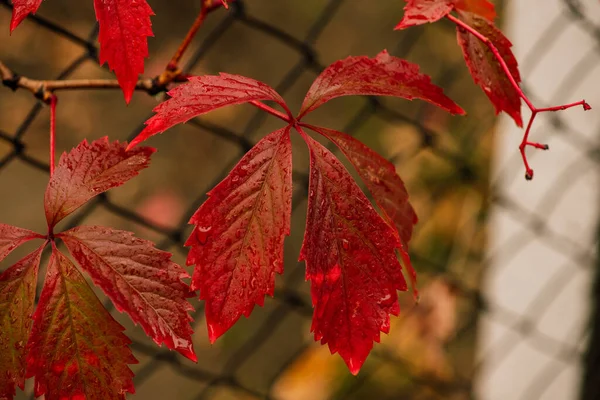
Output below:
[395,0,454,30]
[299,132,408,374]
[93,0,154,103]
[44,137,154,228]
[0,223,42,263]
[305,125,419,297]
[128,74,290,149]
[0,247,43,399]
[395,0,495,29]
[9,0,43,32]
[186,127,292,342]
[60,226,196,360]
[298,50,465,118]
[26,246,136,400]
[455,0,496,20]
[457,11,523,126]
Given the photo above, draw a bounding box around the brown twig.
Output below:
[49,95,57,175]
[159,0,232,83]
[0,60,181,103]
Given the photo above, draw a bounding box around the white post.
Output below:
[477,0,600,399]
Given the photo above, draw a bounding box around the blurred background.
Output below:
[0,0,598,399]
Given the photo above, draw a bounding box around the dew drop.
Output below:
[378,293,395,307]
[250,277,257,290]
[173,336,190,349]
[342,239,350,250]
[196,226,212,244]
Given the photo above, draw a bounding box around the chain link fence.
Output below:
[0,0,598,399]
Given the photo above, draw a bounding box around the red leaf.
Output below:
[26,246,136,400]
[44,137,154,228]
[395,0,495,29]
[298,50,464,118]
[455,0,496,20]
[457,12,523,126]
[298,131,407,374]
[93,0,154,103]
[305,125,419,298]
[128,74,290,149]
[395,0,454,30]
[60,226,196,360]
[9,0,42,32]
[0,224,42,263]
[185,127,292,342]
[0,247,43,399]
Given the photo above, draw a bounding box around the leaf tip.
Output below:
[513,113,524,128]
[126,134,145,151]
[207,322,225,344]
[345,356,365,376]
[9,11,27,33]
[453,105,467,116]
[393,21,408,31]
[177,343,198,363]
[122,87,134,105]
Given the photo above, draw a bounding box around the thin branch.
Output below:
[49,95,57,176]
[447,13,591,180]
[165,3,209,72]
[0,60,179,103]
[161,0,234,80]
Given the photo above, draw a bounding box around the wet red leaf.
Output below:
[26,246,136,400]
[457,11,523,126]
[128,73,290,149]
[0,247,43,399]
[44,137,154,228]
[60,226,196,360]
[0,224,43,263]
[395,0,495,29]
[455,0,496,20]
[395,0,455,30]
[298,130,408,374]
[305,125,419,298]
[299,50,464,118]
[93,0,154,103]
[9,0,42,32]
[186,127,292,342]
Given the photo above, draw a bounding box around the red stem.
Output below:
[447,13,591,180]
[249,100,293,123]
[49,95,58,176]
[167,4,209,71]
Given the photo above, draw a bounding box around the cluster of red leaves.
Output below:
[2,0,591,398]
[0,139,195,399]
[128,49,464,374]
[396,0,523,126]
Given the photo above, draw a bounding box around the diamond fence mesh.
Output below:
[0,0,598,399]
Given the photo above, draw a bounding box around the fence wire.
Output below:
[0,0,599,399]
